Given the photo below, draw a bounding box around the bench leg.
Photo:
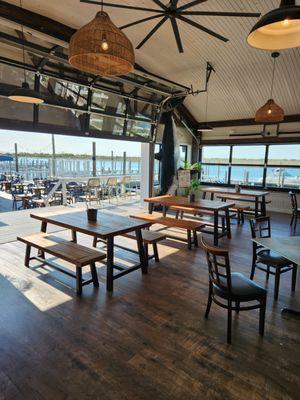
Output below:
[76,267,82,296]
[90,262,99,288]
[153,243,159,262]
[187,230,192,250]
[25,244,31,267]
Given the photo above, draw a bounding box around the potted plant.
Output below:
[188,178,201,202]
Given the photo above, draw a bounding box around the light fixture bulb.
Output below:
[268,108,272,114]
[101,40,109,51]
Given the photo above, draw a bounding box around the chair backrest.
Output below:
[249,216,271,239]
[107,177,118,186]
[87,178,101,188]
[289,191,298,211]
[120,176,131,185]
[201,237,232,295]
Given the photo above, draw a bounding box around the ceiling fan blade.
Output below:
[80,0,160,13]
[171,0,180,7]
[180,11,261,17]
[177,15,228,42]
[136,16,169,49]
[151,0,168,10]
[120,14,164,30]
[177,0,208,12]
[170,17,184,53]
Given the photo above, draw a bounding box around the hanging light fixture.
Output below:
[69,0,135,76]
[247,0,300,50]
[8,0,44,104]
[255,52,284,124]
[198,84,213,132]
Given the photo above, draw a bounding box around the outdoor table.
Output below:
[200,187,270,217]
[30,209,151,291]
[252,236,300,316]
[16,193,34,209]
[144,195,235,246]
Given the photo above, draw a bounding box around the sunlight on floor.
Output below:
[1,270,72,312]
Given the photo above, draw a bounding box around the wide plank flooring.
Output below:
[0,205,299,400]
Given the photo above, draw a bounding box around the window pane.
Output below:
[154,144,161,186]
[266,167,300,189]
[180,145,188,165]
[202,146,230,163]
[126,120,152,139]
[231,166,264,186]
[232,146,265,165]
[39,105,84,130]
[91,88,126,116]
[90,114,124,136]
[268,145,300,166]
[201,165,229,184]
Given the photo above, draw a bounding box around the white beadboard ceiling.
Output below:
[2,0,300,122]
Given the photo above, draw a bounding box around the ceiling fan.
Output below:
[80,1,261,53]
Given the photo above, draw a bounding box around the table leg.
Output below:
[210,193,214,201]
[214,211,219,246]
[106,236,114,292]
[72,230,77,243]
[162,205,167,217]
[149,202,154,214]
[225,208,231,239]
[136,228,148,274]
[39,221,47,259]
[261,197,266,217]
[255,197,259,217]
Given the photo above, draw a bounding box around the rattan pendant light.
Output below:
[69,0,134,76]
[255,52,284,123]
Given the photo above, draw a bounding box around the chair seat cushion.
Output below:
[257,249,290,266]
[213,272,266,301]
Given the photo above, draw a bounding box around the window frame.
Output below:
[199,143,300,192]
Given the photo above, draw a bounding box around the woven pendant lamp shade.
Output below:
[69,11,135,76]
[255,99,284,123]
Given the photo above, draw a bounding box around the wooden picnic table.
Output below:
[252,236,300,317]
[200,187,270,217]
[30,209,151,291]
[144,195,235,246]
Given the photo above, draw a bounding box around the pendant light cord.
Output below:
[101,0,103,12]
[204,82,209,123]
[269,56,277,99]
[19,0,26,83]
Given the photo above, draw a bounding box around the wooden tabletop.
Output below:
[252,236,300,265]
[200,187,269,197]
[30,209,151,239]
[144,195,235,211]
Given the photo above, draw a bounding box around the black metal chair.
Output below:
[249,216,297,300]
[201,237,267,344]
[289,191,300,230]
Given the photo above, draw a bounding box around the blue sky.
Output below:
[0,129,141,157]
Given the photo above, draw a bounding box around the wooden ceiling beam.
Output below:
[0,0,75,43]
[197,114,300,129]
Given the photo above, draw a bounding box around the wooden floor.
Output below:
[0,204,299,400]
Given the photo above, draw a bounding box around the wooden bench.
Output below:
[217,195,271,221]
[130,213,205,250]
[122,230,166,262]
[17,233,106,295]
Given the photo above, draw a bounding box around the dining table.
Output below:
[252,236,300,316]
[200,187,270,217]
[144,195,235,246]
[30,208,151,291]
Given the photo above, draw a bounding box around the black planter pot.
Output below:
[87,208,98,221]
